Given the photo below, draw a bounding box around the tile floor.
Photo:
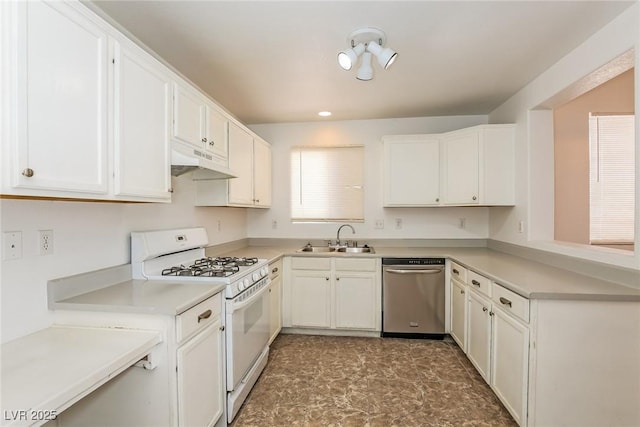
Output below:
[232,334,517,426]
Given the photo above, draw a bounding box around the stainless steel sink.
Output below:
[298,246,335,253]
[336,247,375,253]
[297,244,375,254]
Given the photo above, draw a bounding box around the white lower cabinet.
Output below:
[285,257,381,333]
[450,263,530,426]
[55,292,226,427]
[466,288,493,382]
[491,305,529,426]
[177,319,223,427]
[450,275,467,351]
[268,259,283,344]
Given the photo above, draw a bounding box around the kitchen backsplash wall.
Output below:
[0,174,247,343]
[248,115,490,241]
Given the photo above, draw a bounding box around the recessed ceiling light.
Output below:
[318,111,332,117]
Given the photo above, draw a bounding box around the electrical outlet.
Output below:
[458,218,466,229]
[272,220,278,229]
[39,230,54,255]
[395,218,403,230]
[518,220,524,233]
[2,231,22,260]
[374,219,384,229]
[217,220,221,232]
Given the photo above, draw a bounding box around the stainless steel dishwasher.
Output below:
[382,258,446,339]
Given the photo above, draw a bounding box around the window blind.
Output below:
[588,114,635,244]
[291,146,364,222]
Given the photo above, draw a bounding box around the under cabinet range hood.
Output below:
[171,141,236,179]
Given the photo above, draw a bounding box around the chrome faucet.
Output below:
[336,224,355,246]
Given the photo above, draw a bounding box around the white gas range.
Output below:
[131,227,271,423]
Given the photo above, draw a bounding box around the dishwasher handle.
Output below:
[385,268,443,275]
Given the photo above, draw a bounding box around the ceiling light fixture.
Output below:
[337,27,397,81]
[318,111,332,117]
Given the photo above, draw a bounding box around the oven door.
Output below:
[225,279,270,391]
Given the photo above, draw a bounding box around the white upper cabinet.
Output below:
[441,125,515,206]
[382,124,515,207]
[383,135,440,206]
[1,1,174,202]
[228,122,255,205]
[203,104,228,161]
[253,137,272,207]
[172,82,204,150]
[195,123,272,208]
[5,1,109,195]
[112,39,171,201]
[172,81,229,168]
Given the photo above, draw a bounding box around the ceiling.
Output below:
[89,1,634,125]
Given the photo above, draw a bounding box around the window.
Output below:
[588,114,635,245]
[290,146,364,222]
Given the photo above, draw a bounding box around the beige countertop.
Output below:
[207,244,640,302]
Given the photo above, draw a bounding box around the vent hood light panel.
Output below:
[171,141,237,180]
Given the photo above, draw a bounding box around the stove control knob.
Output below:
[261,266,269,277]
[252,272,259,282]
[238,281,246,291]
[243,278,250,289]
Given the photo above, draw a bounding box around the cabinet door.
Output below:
[203,104,228,160]
[268,274,282,344]
[467,290,492,382]
[176,319,224,427]
[383,137,440,206]
[450,278,467,351]
[335,273,377,330]
[113,41,171,201]
[443,131,479,204]
[228,123,254,205]
[12,1,108,194]
[253,138,272,207]
[290,271,331,328]
[491,307,529,426]
[173,82,205,149]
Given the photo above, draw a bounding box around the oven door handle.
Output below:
[230,280,270,311]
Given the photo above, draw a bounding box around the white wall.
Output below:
[488,2,640,270]
[248,115,490,241]
[0,174,247,343]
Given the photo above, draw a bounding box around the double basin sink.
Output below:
[297,244,375,254]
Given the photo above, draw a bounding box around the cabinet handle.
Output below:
[325,277,329,281]
[435,198,440,202]
[471,279,481,287]
[168,188,174,193]
[209,140,215,146]
[272,267,279,274]
[472,196,477,201]
[489,311,494,316]
[255,199,260,203]
[452,268,459,275]
[499,297,512,307]
[202,137,207,143]
[336,277,340,281]
[197,309,212,323]
[482,306,488,312]
[22,168,34,177]
[459,289,465,294]
[219,325,225,331]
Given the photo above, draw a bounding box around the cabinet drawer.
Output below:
[269,258,283,280]
[291,257,332,270]
[335,258,377,272]
[468,270,491,297]
[176,293,221,343]
[450,261,467,283]
[492,283,529,323]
